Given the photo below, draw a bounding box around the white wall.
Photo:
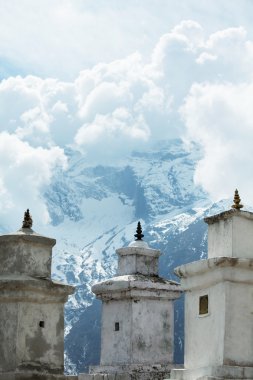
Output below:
[100,298,174,366]
[208,219,232,258]
[224,281,253,366]
[184,282,226,369]
[100,300,132,365]
[132,299,173,364]
[208,215,253,259]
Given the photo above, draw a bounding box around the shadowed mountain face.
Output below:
[39,139,228,374]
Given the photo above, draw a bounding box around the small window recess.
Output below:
[115,322,120,331]
[39,321,45,328]
[199,295,209,316]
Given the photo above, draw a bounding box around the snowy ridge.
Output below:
[38,139,215,373]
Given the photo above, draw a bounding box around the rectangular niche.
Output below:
[115,322,120,331]
[199,295,208,315]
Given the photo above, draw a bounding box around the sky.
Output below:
[1,0,253,228]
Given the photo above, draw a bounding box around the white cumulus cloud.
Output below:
[181,82,253,204]
[0,132,67,229]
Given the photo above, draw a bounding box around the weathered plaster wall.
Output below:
[0,374,77,380]
[0,296,65,374]
[184,282,226,369]
[0,303,18,371]
[16,302,64,373]
[131,299,173,364]
[100,300,132,365]
[118,254,159,276]
[207,218,232,258]
[207,215,253,259]
[0,238,53,278]
[170,364,253,380]
[117,246,160,276]
[100,298,174,366]
[232,216,253,258]
[224,281,253,366]
[80,369,171,380]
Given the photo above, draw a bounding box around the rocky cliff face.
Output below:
[38,139,229,374]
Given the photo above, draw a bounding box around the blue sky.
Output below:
[1,0,253,79]
[1,0,253,227]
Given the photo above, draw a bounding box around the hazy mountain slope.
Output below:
[40,138,220,374]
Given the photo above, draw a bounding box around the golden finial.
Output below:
[22,209,33,228]
[231,189,243,210]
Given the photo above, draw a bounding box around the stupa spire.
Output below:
[22,209,33,228]
[134,221,144,240]
[231,189,243,210]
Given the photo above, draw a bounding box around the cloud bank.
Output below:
[1,19,253,228]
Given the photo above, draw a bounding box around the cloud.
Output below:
[181,82,253,204]
[0,50,175,160]
[205,26,247,51]
[196,52,217,64]
[75,108,150,163]
[194,26,252,82]
[175,24,253,204]
[74,52,174,156]
[0,75,78,147]
[0,132,67,230]
[1,18,253,219]
[152,20,204,66]
[1,22,252,164]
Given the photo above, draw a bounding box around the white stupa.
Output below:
[80,222,182,380]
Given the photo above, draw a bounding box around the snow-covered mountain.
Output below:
[36,139,229,374]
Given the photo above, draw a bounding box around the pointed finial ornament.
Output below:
[22,209,33,228]
[134,221,144,241]
[231,189,243,210]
